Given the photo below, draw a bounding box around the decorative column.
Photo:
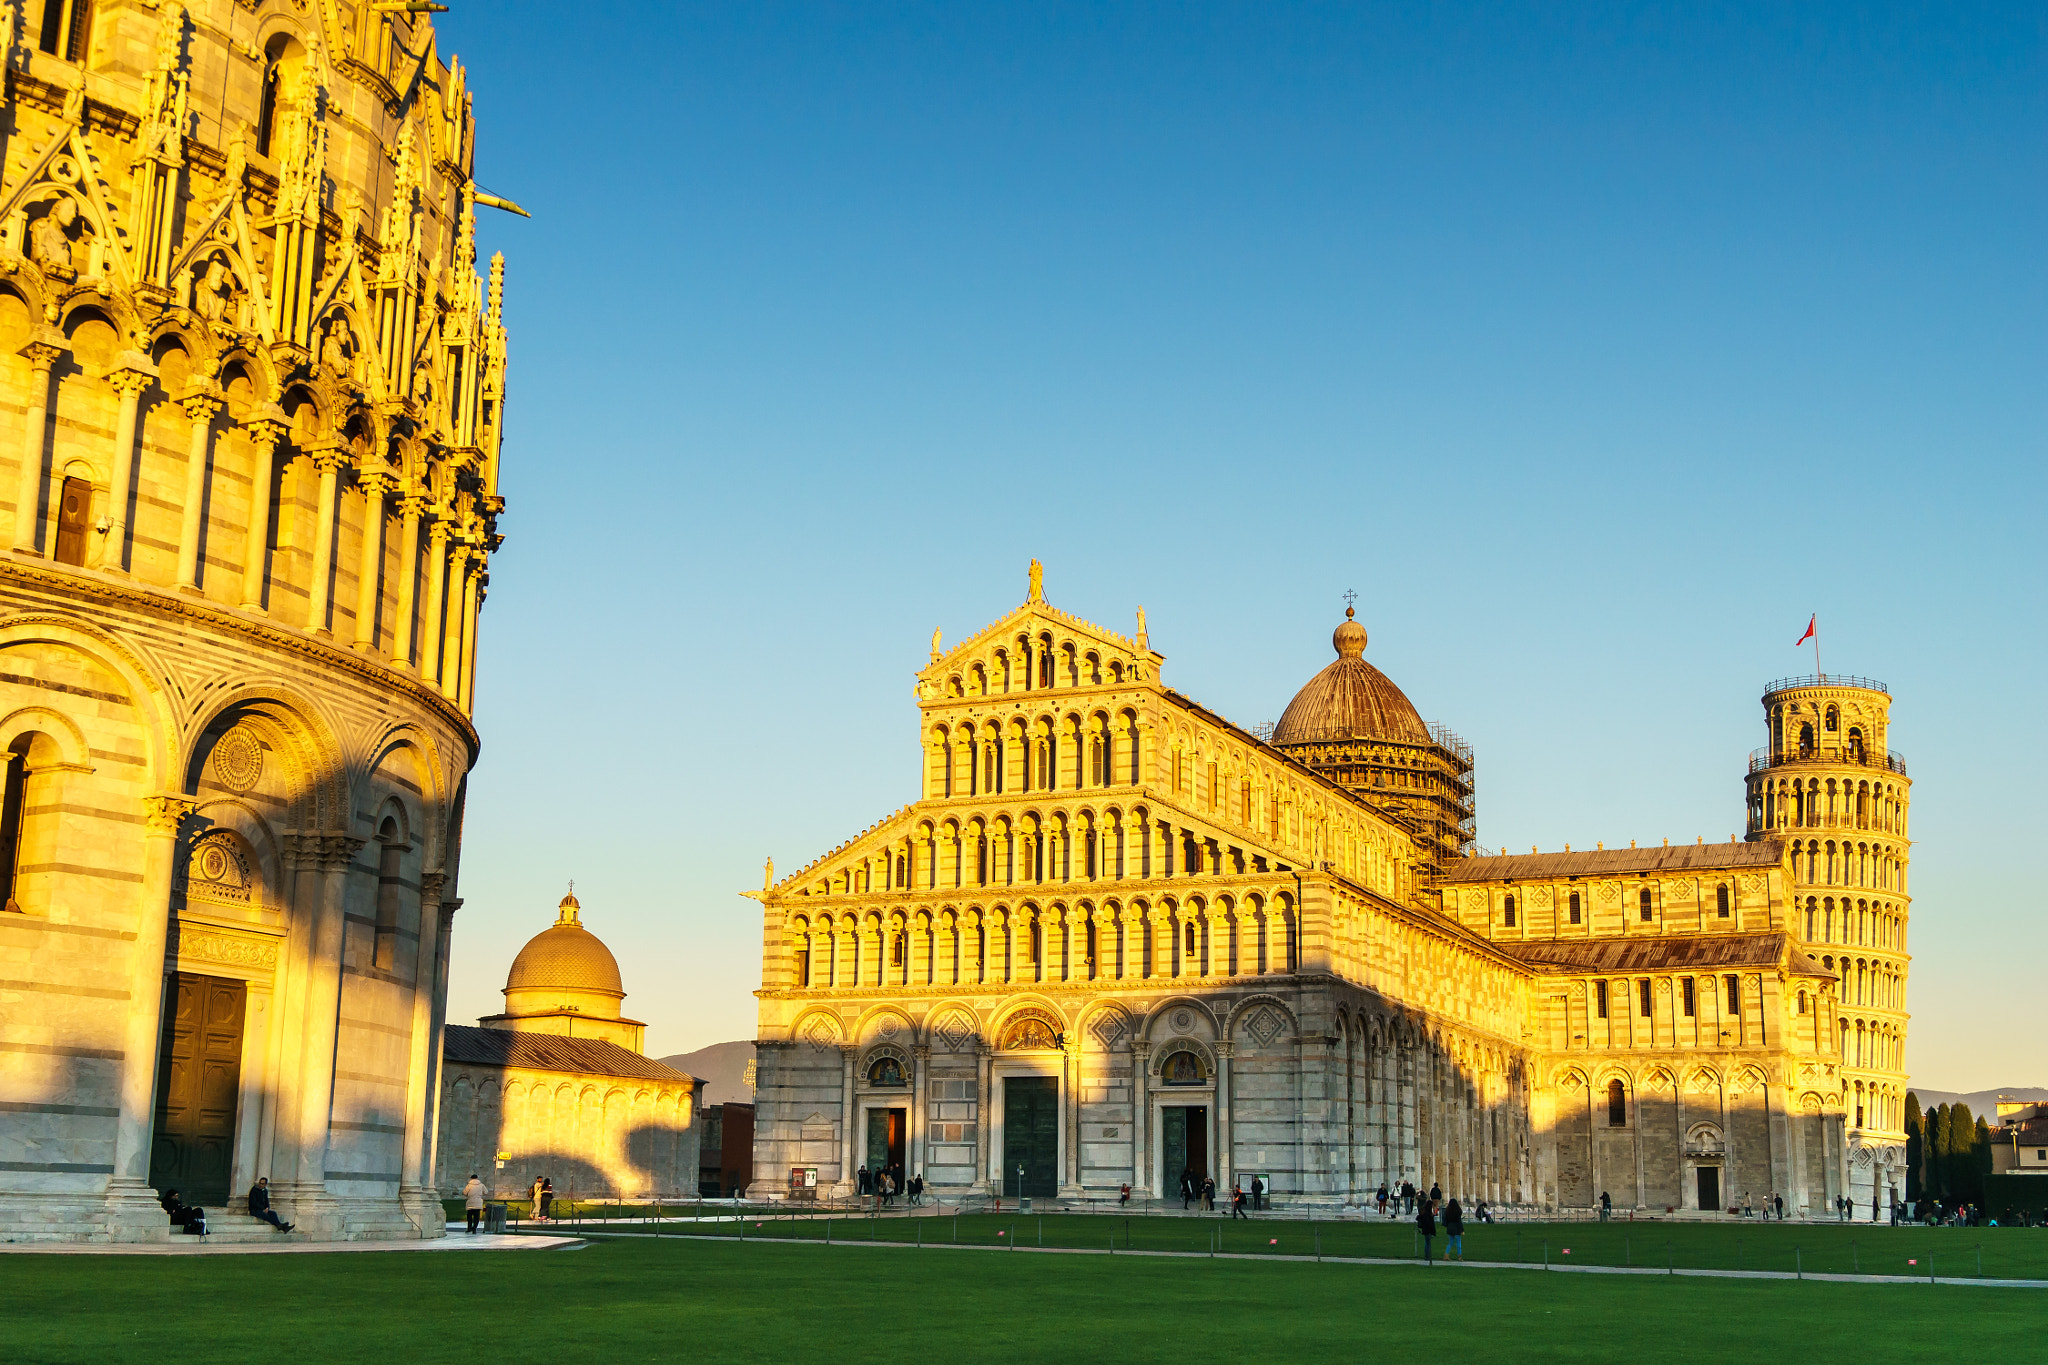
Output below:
[439,543,470,700]
[284,834,365,1225]
[975,1042,994,1194]
[910,1044,930,1181]
[97,360,155,571]
[303,450,346,633]
[419,519,450,686]
[10,341,62,553]
[1130,1039,1152,1196]
[398,871,448,1229]
[352,471,393,652]
[838,1044,858,1195]
[1060,1037,1083,1196]
[1215,1040,1234,1194]
[103,795,195,1239]
[173,394,222,590]
[423,895,460,1192]
[457,561,483,708]
[238,414,287,610]
[390,495,426,670]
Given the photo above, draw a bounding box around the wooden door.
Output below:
[1697,1165,1721,1213]
[53,476,91,566]
[1002,1077,1058,1198]
[148,973,246,1206]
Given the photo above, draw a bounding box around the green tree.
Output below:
[1904,1092,1923,1201]
[1946,1105,1976,1203]
[1930,1103,1952,1198]
[1971,1115,1993,1206]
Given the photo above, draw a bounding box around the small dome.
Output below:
[505,901,623,997]
[1271,608,1430,747]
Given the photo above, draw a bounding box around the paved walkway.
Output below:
[0,1232,586,1256]
[594,1230,2048,1289]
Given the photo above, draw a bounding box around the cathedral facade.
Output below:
[752,571,1911,1217]
[0,4,506,1240]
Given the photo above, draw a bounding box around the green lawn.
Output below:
[543,1207,2048,1281]
[6,1236,2040,1364]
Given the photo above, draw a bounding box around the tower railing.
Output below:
[1762,674,1888,695]
[1748,746,1908,776]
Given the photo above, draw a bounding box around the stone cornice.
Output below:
[0,556,481,760]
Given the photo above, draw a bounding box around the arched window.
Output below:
[1595,980,1609,1019]
[373,816,405,970]
[1638,888,1653,922]
[1568,891,1582,925]
[1848,727,1865,763]
[1796,989,1808,1015]
[1716,884,1730,918]
[1638,978,1652,1017]
[53,476,92,566]
[867,1056,905,1087]
[1184,921,1196,958]
[1681,977,1696,1017]
[1799,722,1814,756]
[1162,1050,1204,1085]
[1607,1079,1626,1127]
[1503,894,1516,928]
[1825,705,1839,733]
[256,59,283,155]
[1090,737,1104,786]
[1002,1016,1058,1050]
[890,931,905,968]
[39,0,92,62]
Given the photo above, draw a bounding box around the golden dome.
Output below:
[1270,608,1430,747]
[504,895,623,997]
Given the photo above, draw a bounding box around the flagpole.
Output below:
[1814,621,1821,681]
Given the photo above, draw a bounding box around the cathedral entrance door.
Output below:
[865,1108,906,1188]
[1001,1076,1059,1198]
[1696,1165,1720,1213]
[1161,1106,1209,1192]
[147,973,246,1206]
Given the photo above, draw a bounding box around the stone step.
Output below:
[174,1211,310,1244]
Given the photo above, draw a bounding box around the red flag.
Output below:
[1794,615,1816,647]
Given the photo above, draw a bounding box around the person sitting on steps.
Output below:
[158,1187,208,1236]
[247,1177,294,1233]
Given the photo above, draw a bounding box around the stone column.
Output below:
[838,1045,858,1195]
[103,796,195,1239]
[458,564,483,708]
[1060,1039,1082,1196]
[418,519,450,685]
[283,834,365,1228]
[1130,1039,1152,1196]
[1215,1040,1234,1195]
[390,496,425,670]
[398,871,448,1231]
[303,450,345,633]
[352,471,393,652]
[173,394,222,590]
[910,1044,930,1181]
[237,416,287,609]
[9,341,61,554]
[440,544,471,700]
[975,1043,994,1193]
[97,361,154,571]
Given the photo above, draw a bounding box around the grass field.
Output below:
[11,1232,2041,1364]
[524,1207,2048,1281]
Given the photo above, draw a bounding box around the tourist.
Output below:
[1231,1184,1248,1220]
[1180,1167,1195,1210]
[1401,1179,1415,1215]
[158,1188,207,1236]
[1429,1181,1443,1208]
[1119,1183,1131,1206]
[856,1165,870,1197]
[1202,1176,1216,1211]
[463,1174,485,1233]
[530,1176,546,1222]
[1599,1191,1612,1222]
[1774,1193,1785,1221]
[1375,1183,1389,1218]
[1444,1198,1465,1260]
[1417,1197,1437,1262]
[1253,1175,1267,1211]
[540,1177,555,1221]
[1741,1192,1753,1220]
[247,1177,294,1234]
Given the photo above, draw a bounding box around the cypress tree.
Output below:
[1904,1092,1923,1201]
[1971,1116,1993,1206]
[1931,1103,1952,1198]
[1948,1105,1976,1202]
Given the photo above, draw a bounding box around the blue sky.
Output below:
[442,3,2044,1089]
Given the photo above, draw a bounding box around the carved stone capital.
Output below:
[19,340,62,369]
[420,871,447,904]
[439,897,462,928]
[106,355,157,396]
[357,469,396,502]
[142,795,197,837]
[911,1044,930,1061]
[177,391,224,424]
[309,446,348,475]
[1132,1040,1153,1058]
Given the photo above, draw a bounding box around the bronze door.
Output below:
[53,476,91,566]
[147,973,246,1206]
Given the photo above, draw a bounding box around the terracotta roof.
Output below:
[1502,932,1824,976]
[442,1025,698,1084]
[1438,840,1783,884]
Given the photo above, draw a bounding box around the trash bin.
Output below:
[485,1202,508,1234]
[1020,1198,1033,1214]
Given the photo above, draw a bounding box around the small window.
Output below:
[1796,990,1807,1014]
[890,931,905,967]
[1682,977,1695,1017]
[1569,891,1581,925]
[1825,705,1839,733]
[40,0,92,62]
[1607,1079,1626,1127]
[1162,1050,1204,1085]
[1716,884,1730,918]
[53,476,92,566]
[867,1057,905,1086]
[1638,979,1652,1017]
[1503,894,1516,928]
[1638,888,1653,922]
[1595,980,1609,1019]
[1725,975,1740,1016]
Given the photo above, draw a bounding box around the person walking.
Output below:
[1231,1184,1249,1220]
[463,1174,485,1233]
[530,1175,546,1223]
[1401,1180,1415,1215]
[1429,1181,1443,1208]
[1180,1168,1195,1210]
[539,1177,555,1221]
[1444,1198,1465,1260]
[247,1177,294,1234]
[1376,1183,1389,1218]
[1417,1197,1437,1263]
[1775,1193,1785,1222]
[1599,1190,1612,1222]
[1203,1176,1217,1212]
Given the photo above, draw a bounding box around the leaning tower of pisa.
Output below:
[1744,675,1912,1218]
[0,3,508,1240]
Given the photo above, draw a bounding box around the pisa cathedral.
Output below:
[753,570,1914,1217]
[0,3,505,1240]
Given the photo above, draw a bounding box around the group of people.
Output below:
[1375,1181,1426,1217]
[856,1164,923,1206]
[528,1176,557,1222]
[1413,1195,1468,1261]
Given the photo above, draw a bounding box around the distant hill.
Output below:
[1908,1086,2048,1116]
[659,1040,756,1106]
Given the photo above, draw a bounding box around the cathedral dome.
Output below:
[1270,608,1430,747]
[505,893,624,998]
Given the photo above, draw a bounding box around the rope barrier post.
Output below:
[1543,1240,1549,1269]
[1667,1240,1673,1275]
[1796,1246,1801,1279]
